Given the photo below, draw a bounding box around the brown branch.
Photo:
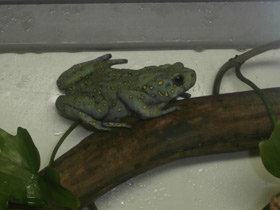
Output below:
[11,87,280,210]
[213,40,280,95]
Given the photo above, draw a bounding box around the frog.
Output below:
[55,54,196,131]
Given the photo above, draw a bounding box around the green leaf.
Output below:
[259,121,280,177]
[0,192,9,210]
[0,127,80,209]
[0,156,47,207]
[0,127,40,173]
[0,128,48,208]
[41,167,80,208]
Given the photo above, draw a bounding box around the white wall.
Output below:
[0,49,279,209]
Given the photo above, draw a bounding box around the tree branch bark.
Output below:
[10,87,280,209]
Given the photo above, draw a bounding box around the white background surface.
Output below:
[0,50,280,209]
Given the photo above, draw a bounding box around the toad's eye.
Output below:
[173,74,184,86]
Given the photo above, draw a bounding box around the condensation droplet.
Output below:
[54,131,63,136]
[50,10,56,15]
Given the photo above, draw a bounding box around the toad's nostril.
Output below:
[191,72,196,78]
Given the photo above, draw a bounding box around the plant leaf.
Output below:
[0,192,9,210]
[0,128,47,208]
[0,127,80,209]
[41,167,80,208]
[0,127,40,173]
[259,121,280,177]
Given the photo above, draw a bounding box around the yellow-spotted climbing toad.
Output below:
[56,54,196,131]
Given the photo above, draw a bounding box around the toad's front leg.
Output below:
[118,90,180,119]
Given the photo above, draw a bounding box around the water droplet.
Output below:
[54,131,63,136]
[24,28,30,32]
[141,36,147,41]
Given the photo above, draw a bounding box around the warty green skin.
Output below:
[56,54,196,131]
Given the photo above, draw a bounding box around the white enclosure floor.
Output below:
[0,50,280,210]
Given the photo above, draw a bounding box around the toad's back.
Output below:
[64,65,178,96]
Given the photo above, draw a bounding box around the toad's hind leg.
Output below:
[57,54,112,90]
[102,122,131,128]
[57,54,128,90]
[56,95,111,131]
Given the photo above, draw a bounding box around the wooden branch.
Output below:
[11,87,280,210]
